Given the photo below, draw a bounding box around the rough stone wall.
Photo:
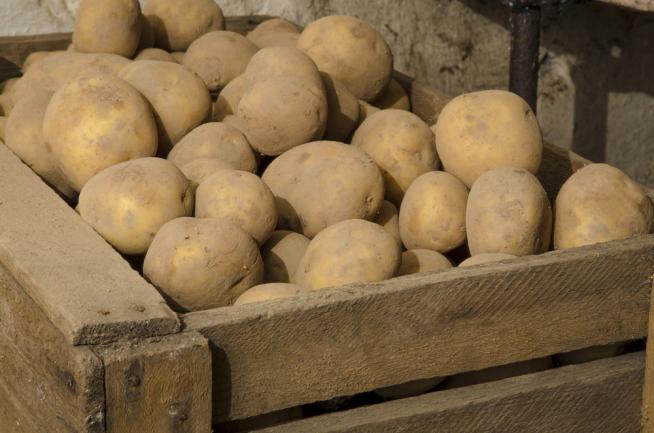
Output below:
[2,0,653,186]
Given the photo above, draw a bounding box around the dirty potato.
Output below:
[234,283,307,306]
[397,249,452,276]
[73,0,141,57]
[373,200,401,246]
[261,230,311,284]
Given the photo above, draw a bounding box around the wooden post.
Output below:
[642,278,654,432]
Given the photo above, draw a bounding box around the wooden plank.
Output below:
[641,277,654,431]
[0,264,105,432]
[261,352,644,433]
[0,378,46,433]
[95,332,212,433]
[0,144,179,345]
[597,0,654,12]
[185,234,653,422]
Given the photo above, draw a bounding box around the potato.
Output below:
[179,158,232,192]
[237,79,327,155]
[234,283,306,306]
[171,52,185,63]
[467,167,551,256]
[138,14,156,50]
[247,18,300,48]
[433,90,542,187]
[294,219,401,290]
[322,73,360,141]
[167,122,256,172]
[1,77,18,94]
[0,116,4,141]
[243,46,324,92]
[373,78,410,111]
[43,70,158,191]
[262,141,385,238]
[373,200,400,245]
[397,249,452,276]
[261,230,310,284]
[5,91,75,197]
[195,169,277,245]
[357,100,380,124]
[143,217,262,311]
[399,171,468,253]
[554,163,653,249]
[134,48,176,62]
[143,0,225,51]
[213,74,247,122]
[78,158,193,255]
[119,60,212,154]
[442,357,553,389]
[73,0,141,57]
[352,109,439,206]
[459,253,517,267]
[21,51,56,73]
[298,15,392,101]
[184,31,258,91]
[251,32,299,49]
[555,344,626,366]
[375,378,442,400]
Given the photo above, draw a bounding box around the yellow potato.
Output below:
[0,116,4,141]
[21,51,57,73]
[261,230,311,284]
[5,91,75,197]
[183,31,258,91]
[554,344,626,366]
[250,32,299,49]
[554,163,653,249]
[357,100,380,125]
[459,253,517,267]
[134,48,176,62]
[213,74,247,122]
[352,109,439,206]
[171,52,185,63]
[375,378,442,400]
[373,78,410,110]
[43,70,158,191]
[466,166,552,256]
[119,60,212,154]
[233,283,306,306]
[262,141,385,238]
[237,79,327,155]
[298,15,393,101]
[373,200,400,245]
[78,157,193,255]
[442,357,554,389]
[397,249,452,276]
[143,0,225,51]
[167,122,256,172]
[179,157,232,192]
[1,77,18,94]
[322,73,360,142]
[243,46,324,92]
[195,169,277,245]
[246,18,300,48]
[433,90,542,187]
[143,217,262,311]
[294,219,401,290]
[73,0,141,57]
[399,171,468,253]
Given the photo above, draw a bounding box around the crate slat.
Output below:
[641,277,654,431]
[598,0,654,12]
[260,352,644,433]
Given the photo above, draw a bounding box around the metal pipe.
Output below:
[509,4,541,113]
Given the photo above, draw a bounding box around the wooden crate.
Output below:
[1,15,654,433]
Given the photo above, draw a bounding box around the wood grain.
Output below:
[642,277,654,432]
[0,379,46,433]
[185,234,653,422]
[0,144,179,345]
[95,332,213,433]
[260,352,644,433]
[0,264,105,432]
[598,0,654,12]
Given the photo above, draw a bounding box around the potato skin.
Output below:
[234,283,306,306]
[459,253,517,267]
[5,91,75,197]
[294,219,401,290]
[213,74,247,122]
[554,163,653,249]
[0,116,5,141]
[143,0,225,51]
[134,48,176,62]
[143,217,262,311]
[433,90,542,187]
[244,46,323,92]
[322,73,360,142]
[397,249,452,276]
[373,78,410,111]
[73,0,141,57]
[179,157,232,192]
[261,230,311,284]
[195,169,277,245]
[78,158,193,255]
[352,109,439,206]
[466,166,552,256]
[119,60,212,154]
[399,171,469,253]
[250,32,299,49]
[373,200,400,246]
[298,15,392,102]
[247,18,300,48]
[43,70,158,191]
[184,31,258,91]
[262,141,385,238]
[167,122,256,173]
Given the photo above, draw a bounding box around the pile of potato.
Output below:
[1,0,652,318]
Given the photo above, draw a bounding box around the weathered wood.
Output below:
[95,332,212,433]
[0,264,105,432]
[641,278,654,432]
[0,144,179,345]
[598,0,654,12]
[0,379,45,433]
[261,353,644,433]
[185,234,653,422]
